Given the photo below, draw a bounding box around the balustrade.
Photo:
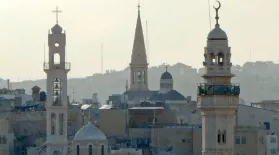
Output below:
[197,83,240,96]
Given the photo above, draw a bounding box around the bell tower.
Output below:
[44,6,70,155]
[197,1,240,155]
[129,3,149,91]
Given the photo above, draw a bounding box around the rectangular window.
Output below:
[59,114,64,135]
[51,113,56,135]
[235,136,240,144]
[241,136,246,144]
[270,137,277,143]
[271,149,277,154]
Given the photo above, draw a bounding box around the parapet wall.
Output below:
[10,111,46,121]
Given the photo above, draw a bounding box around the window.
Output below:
[137,71,142,83]
[217,52,224,65]
[241,153,246,155]
[54,53,60,64]
[210,53,216,64]
[88,144,93,155]
[222,130,226,143]
[241,136,246,144]
[271,149,277,154]
[270,137,277,143]
[59,114,64,135]
[217,130,221,143]
[101,145,105,155]
[77,145,80,155]
[51,113,56,135]
[235,136,240,144]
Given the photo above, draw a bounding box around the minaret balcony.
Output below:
[44,62,71,72]
[197,83,240,96]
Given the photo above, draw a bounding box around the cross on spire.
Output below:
[52,6,62,24]
[164,64,169,72]
[137,1,141,12]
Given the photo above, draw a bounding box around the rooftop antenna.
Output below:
[208,0,212,30]
[146,20,150,65]
[44,43,46,63]
[72,88,75,102]
[125,80,128,92]
[101,44,103,75]
[252,48,254,61]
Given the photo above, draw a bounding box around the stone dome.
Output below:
[161,71,172,80]
[207,26,227,40]
[51,24,63,34]
[74,122,106,141]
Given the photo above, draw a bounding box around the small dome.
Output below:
[207,26,227,40]
[161,71,172,80]
[51,24,63,34]
[74,122,106,141]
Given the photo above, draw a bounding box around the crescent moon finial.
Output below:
[213,1,221,27]
[213,1,221,11]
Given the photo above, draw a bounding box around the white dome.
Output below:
[207,26,227,40]
[74,122,106,141]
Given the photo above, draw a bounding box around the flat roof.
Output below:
[129,107,164,110]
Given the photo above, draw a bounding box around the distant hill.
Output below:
[1,61,279,103]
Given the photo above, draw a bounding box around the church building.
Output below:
[122,4,188,109]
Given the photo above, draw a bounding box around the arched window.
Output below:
[137,71,142,83]
[76,145,80,155]
[101,145,104,155]
[210,53,216,64]
[217,130,221,143]
[88,144,93,155]
[54,53,60,64]
[222,130,226,143]
[217,53,224,65]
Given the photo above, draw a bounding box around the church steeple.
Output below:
[129,2,149,91]
[131,2,147,64]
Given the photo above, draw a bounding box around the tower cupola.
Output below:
[160,65,173,93]
[203,1,234,78]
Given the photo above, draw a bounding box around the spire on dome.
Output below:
[131,2,147,64]
[213,1,221,27]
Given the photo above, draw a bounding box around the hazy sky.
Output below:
[1,0,279,81]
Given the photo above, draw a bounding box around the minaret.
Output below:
[197,1,240,155]
[129,3,149,91]
[44,6,70,155]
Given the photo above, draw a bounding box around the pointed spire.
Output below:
[213,1,221,27]
[137,1,140,13]
[131,2,147,64]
